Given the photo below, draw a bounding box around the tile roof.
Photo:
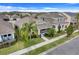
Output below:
[0,19,14,35]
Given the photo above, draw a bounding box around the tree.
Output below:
[47,28,56,37]
[66,23,74,37]
[21,21,38,41]
[20,23,29,42]
[76,13,79,29]
[27,22,38,40]
[14,25,20,42]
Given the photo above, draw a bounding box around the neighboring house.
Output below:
[0,14,21,28]
[0,14,9,21]
[0,20,15,43]
[64,12,77,26]
[7,14,21,28]
[0,12,77,40]
[62,12,77,30]
[14,16,36,28]
[35,12,68,35]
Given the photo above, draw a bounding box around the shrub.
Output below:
[66,23,74,37]
[46,28,56,37]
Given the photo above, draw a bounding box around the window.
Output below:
[58,25,61,28]
[35,16,38,19]
[62,25,64,28]
[52,25,55,28]
[13,19,16,21]
[4,35,7,37]
[8,34,11,36]
[3,19,9,21]
[74,23,76,25]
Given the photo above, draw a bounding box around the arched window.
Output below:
[58,25,61,29]
[62,25,64,28]
[13,18,16,21]
[52,25,55,28]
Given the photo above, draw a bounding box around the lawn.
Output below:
[25,32,79,55]
[0,37,43,55]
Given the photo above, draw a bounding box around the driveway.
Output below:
[46,37,79,55]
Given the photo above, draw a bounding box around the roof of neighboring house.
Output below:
[0,19,14,35]
[0,14,9,20]
[37,12,66,18]
[15,16,36,28]
[65,12,77,17]
[11,14,20,19]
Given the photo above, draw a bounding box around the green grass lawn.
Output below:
[25,32,79,55]
[0,37,43,55]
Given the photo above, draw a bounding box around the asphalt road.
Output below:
[46,37,79,55]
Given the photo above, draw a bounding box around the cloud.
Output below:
[67,3,78,4]
[43,7,58,10]
[0,5,79,12]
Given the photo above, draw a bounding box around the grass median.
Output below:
[25,32,79,55]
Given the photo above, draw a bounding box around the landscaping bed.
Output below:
[45,31,65,39]
[0,37,43,55]
[25,32,79,55]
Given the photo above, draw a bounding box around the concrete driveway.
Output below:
[46,37,79,55]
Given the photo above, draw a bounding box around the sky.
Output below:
[0,3,79,12]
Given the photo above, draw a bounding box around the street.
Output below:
[46,37,79,55]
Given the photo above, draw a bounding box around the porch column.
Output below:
[0,35,3,42]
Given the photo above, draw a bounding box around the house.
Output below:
[0,14,9,21]
[0,14,21,28]
[0,19,15,43]
[14,16,36,28]
[35,12,68,35]
[63,12,77,29]
[0,12,77,38]
[64,12,77,25]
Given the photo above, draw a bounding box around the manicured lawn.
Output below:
[0,37,43,55]
[25,32,79,55]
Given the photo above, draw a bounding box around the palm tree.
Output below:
[76,13,79,29]
[20,23,29,42]
[27,22,37,40]
[21,21,38,41]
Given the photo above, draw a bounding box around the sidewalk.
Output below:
[41,33,49,41]
[9,30,79,55]
[41,36,49,41]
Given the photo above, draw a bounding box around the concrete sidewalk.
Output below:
[41,36,49,41]
[9,34,66,55]
[9,30,79,55]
